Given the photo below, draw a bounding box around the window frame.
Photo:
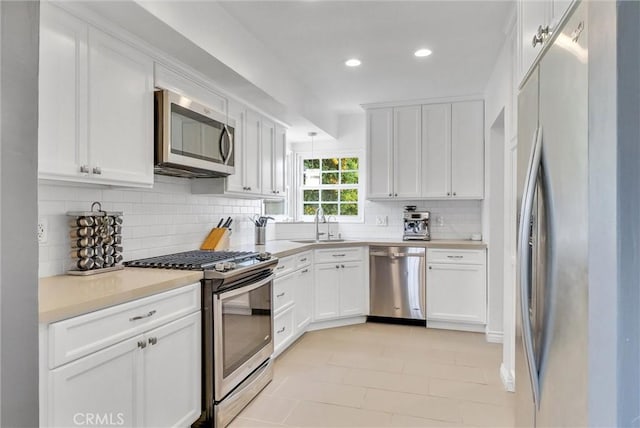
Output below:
[295,151,364,223]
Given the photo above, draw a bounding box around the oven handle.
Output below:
[216,273,275,300]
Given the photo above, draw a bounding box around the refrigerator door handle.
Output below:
[517,125,543,409]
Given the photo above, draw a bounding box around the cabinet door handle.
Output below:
[277,326,286,334]
[276,292,285,298]
[332,254,346,257]
[301,269,309,274]
[447,192,451,196]
[447,255,464,259]
[80,165,90,173]
[129,310,156,322]
[453,192,457,196]
[92,166,102,175]
[395,193,398,197]
[148,337,158,345]
[276,265,285,270]
[341,264,345,268]
[388,193,392,197]
[137,340,147,349]
[300,258,307,262]
[429,266,432,270]
[335,265,340,269]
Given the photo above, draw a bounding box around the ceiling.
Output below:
[218,1,514,115]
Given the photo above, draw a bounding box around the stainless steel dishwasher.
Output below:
[369,246,426,321]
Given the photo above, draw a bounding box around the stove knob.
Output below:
[257,252,271,261]
[214,263,226,272]
[224,262,236,271]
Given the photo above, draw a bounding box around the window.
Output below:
[298,155,362,221]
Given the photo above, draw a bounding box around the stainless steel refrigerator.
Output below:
[516,2,588,426]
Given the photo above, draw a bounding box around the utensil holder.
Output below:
[255,226,266,245]
[67,201,124,276]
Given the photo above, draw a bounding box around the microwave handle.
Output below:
[220,125,233,165]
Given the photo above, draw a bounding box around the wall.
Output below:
[1,2,39,426]
[482,4,517,390]
[39,176,261,277]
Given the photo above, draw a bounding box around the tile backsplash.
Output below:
[38,175,262,277]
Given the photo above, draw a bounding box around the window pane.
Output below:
[341,171,359,184]
[303,159,320,169]
[303,189,319,202]
[321,203,338,215]
[341,157,359,170]
[340,188,358,202]
[322,172,339,185]
[322,158,339,171]
[321,189,338,202]
[303,204,319,215]
[340,203,358,216]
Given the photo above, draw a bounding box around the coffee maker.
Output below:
[402,206,431,241]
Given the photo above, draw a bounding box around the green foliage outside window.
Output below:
[301,156,360,217]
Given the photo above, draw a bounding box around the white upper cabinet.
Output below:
[244,109,263,195]
[261,119,275,196]
[38,3,154,187]
[38,4,88,180]
[87,28,154,186]
[368,100,484,200]
[393,106,422,199]
[518,0,574,83]
[421,104,451,198]
[367,106,421,199]
[273,125,287,196]
[366,108,394,199]
[451,101,484,199]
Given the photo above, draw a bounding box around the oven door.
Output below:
[214,274,274,401]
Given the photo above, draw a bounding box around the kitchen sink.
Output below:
[292,239,348,244]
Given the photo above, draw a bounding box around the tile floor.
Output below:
[231,322,514,427]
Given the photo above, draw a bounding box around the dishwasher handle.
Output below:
[370,251,425,258]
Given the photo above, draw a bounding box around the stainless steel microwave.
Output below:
[154,89,235,178]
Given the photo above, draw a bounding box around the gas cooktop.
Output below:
[124,250,268,270]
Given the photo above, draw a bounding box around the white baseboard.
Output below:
[485,330,504,343]
[307,316,367,331]
[427,320,485,333]
[500,363,515,392]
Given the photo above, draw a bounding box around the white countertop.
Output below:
[40,238,485,323]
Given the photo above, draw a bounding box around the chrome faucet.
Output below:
[315,207,326,242]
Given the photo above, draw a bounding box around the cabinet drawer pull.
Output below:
[276,292,285,298]
[80,165,90,174]
[301,269,309,274]
[148,337,158,345]
[447,255,464,259]
[341,264,345,268]
[299,257,307,262]
[277,326,286,334]
[276,265,285,270]
[429,266,432,270]
[137,340,147,349]
[129,310,156,322]
[332,254,346,257]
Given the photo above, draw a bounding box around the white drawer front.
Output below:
[49,283,200,369]
[295,251,312,270]
[273,306,294,352]
[314,247,363,264]
[427,249,485,265]
[274,255,295,278]
[273,273,295,313]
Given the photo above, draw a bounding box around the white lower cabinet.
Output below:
[426,249,487,326]
[44,284,201,428]
[272,252,313,356]
[313,248,367,322]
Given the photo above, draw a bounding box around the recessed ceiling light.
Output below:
[414,48,433,58]
[345,59,361,67]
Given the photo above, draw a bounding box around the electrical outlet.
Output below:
[37,218,48,243]
[436,215,445,227]
[375,215,388,226]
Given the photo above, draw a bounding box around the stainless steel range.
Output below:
[125,250,278,427]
